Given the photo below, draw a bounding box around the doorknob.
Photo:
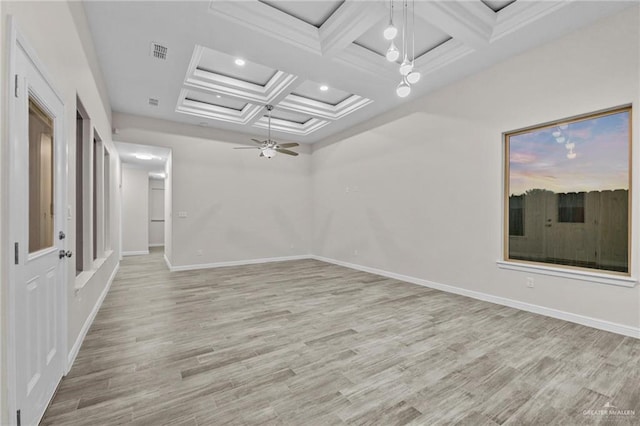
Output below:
[59,250,72,259]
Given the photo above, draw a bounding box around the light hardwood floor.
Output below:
[42,248,640,425]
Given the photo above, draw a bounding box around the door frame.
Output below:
[6,16,69,423]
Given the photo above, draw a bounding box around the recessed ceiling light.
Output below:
[216,95,221,98]
[234,58,246,66]
[134,153,154,160]
[320,85,329,91]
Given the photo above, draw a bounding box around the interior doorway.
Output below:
[113,142,171,257]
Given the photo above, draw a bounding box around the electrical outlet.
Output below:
[526,277,534,288]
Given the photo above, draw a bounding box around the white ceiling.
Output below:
[84,1,635,144]
[114,141,170,177]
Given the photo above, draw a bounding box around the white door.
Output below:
[9,28,67,426]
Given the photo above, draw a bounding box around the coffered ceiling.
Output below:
[83,0,634,144]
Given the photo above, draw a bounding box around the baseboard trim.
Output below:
[164,253,172,270]
[169,254,311,272]
[122,250,149,256]
[67,262,120,372]
[311,255,640,339]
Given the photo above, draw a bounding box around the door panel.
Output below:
[10,32,67,426]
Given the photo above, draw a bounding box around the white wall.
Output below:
[122,166,149,254]
[0,1,5,421]
[149,178,165,246]
[113,114,313,269]
[0,2,121,423]
[312,8,640,332]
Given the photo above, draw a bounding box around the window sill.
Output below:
[496,260,637,288]
[74,251,114,292]
[74,270,93,292]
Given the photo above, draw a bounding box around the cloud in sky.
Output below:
[508,110,629,195]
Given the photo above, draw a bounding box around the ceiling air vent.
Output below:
[148,98,159,106]
[150,42,168,60]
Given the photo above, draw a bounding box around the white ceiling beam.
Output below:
[333,44,399,81]
[319,1,387,57]
[414,39,474,77]
[414,0,496,50]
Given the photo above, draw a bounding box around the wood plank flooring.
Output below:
[42,248,640,425]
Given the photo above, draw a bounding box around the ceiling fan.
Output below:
[234,105,299,158]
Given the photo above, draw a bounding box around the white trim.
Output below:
[149,244,164,248]
[184,45,297,105]
[253,115,329,136]
[122,250,149,256]
[278,93,373,121]
[164,253,172,270]
[67,262,120,372]
[168,254,310,272]
[311,255,640,339]
[496,261,637,288]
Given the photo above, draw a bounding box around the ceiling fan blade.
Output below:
[251,138,265,145]
[278,143,299,149]
[276,148,299,156]
[233,146,260,149]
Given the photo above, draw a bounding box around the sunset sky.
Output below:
[509,110,629,195]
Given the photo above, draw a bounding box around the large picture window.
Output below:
[504,106,631,274]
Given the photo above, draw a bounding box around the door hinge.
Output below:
[14,242,19,265]
[16,409,21,426]
[14,74,19,98]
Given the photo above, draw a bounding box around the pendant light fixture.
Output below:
[406,0,421,84]
[386,41,400,62]
[396,78,411,98]
[385,0,421,97]
[398,0,412,77]
[383,0,398,40]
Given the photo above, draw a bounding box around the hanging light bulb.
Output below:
[386,41,400,62]
[396,79,411,97]
[383,0,397,40]
[383,23,397,40]
[383,25,398,41]
[406,69,421,84]
[399,55,412,75]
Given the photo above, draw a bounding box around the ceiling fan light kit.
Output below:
[233,104,300,159]
[386,0,421,97]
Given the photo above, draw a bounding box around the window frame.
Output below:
[502,105,633,279]
[75,98,91,277]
